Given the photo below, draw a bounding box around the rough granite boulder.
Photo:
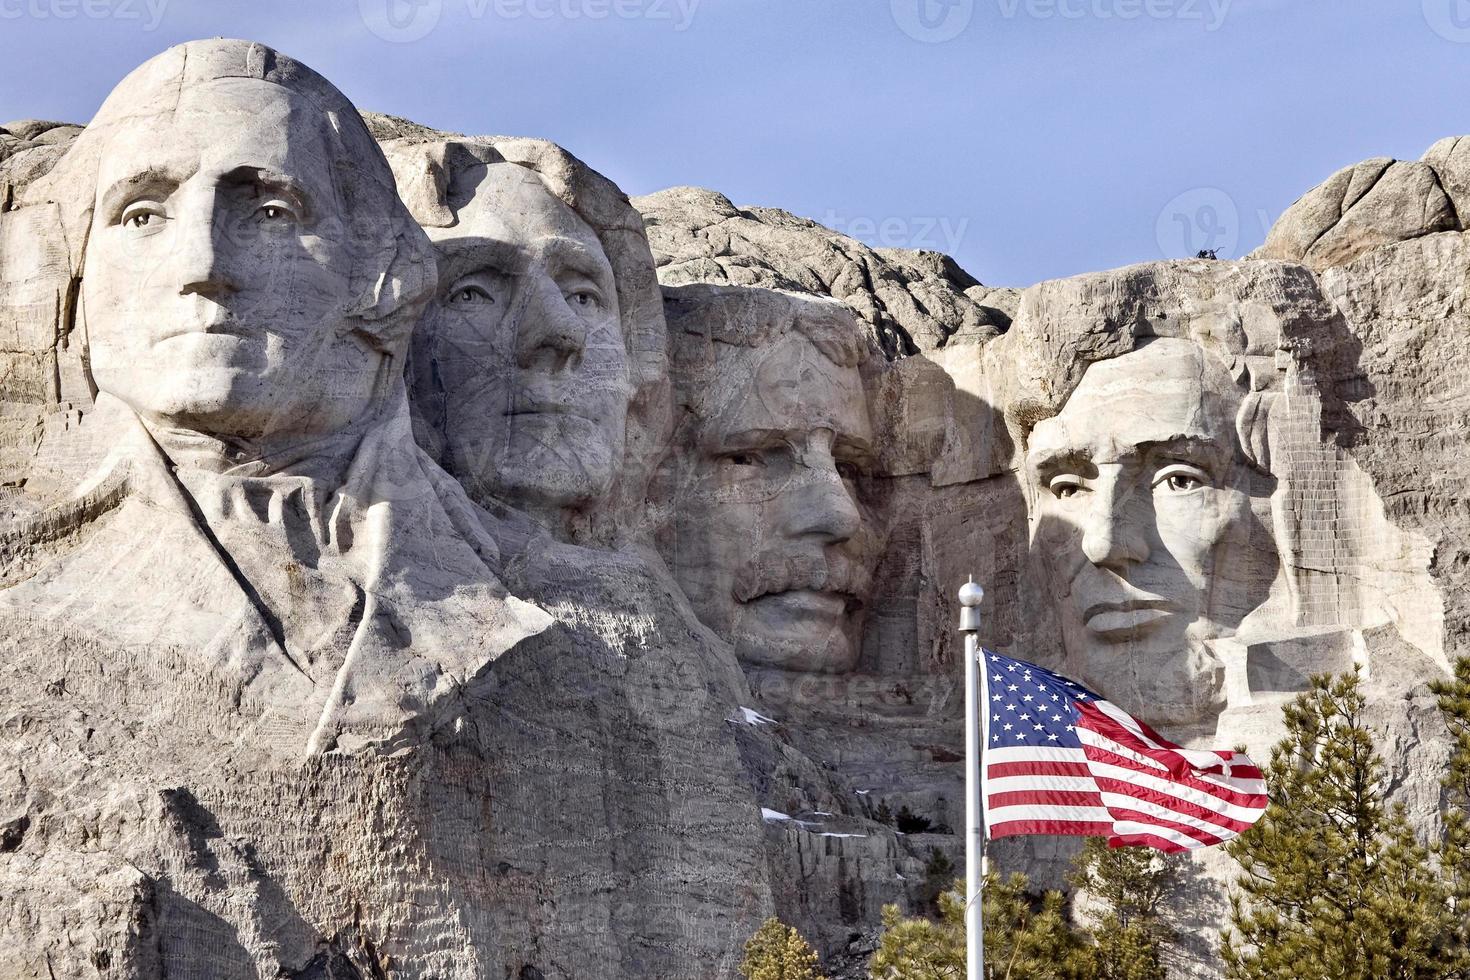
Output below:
[1255,142,1467,272]
[633,185,1015,356]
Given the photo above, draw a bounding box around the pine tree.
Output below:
[1068,837,1175,980]
[918,847,956,915]
[1430,656,1470,974]
[739,918,827,980]
[1220,671,1457,979]
[869,873,1094,980]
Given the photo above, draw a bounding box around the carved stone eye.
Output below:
[1154,464,1212,494]
[450,285,493,306]
[120,202,164,229]
[1048,475,1083,500]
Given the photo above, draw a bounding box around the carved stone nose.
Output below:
[516,276,587,372]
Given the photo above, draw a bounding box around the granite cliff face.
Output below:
[0,39,1464,980]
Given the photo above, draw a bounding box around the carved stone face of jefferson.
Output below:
[1025,338,1260,725]
[415,163,631,523]
[82,77,379,448]
[662,292,879,674]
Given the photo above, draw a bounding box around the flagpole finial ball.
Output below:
[957,580,985,607]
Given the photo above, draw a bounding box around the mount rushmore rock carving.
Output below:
[0,35,1465,980]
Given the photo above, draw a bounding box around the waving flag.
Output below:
[981,650,1268,853]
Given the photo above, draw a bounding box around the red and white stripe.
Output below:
[984,700,1268,853]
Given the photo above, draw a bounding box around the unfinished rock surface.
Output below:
[1254,139,1468,272]
[1,36,1467,980]
[633,185,1015,356]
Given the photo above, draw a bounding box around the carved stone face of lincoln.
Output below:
[1025,338,1263,725]
[660,289,880,674]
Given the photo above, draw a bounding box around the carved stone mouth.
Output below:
[157,319,245,342]
[744,585,863,604]
[1081,597,1173,622]
[503,403,590,420]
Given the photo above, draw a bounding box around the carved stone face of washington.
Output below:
[83,76,383,451]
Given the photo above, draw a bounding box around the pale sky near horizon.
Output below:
[2,0,1465,287]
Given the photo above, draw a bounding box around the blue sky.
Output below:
[2,0,1465,287]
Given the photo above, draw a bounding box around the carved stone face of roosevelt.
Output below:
[82,78,376,446]
[665,329,877,674]
[415,163,631,524]
[1025,338,1259,725]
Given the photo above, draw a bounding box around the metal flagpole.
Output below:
[958,577,986,980]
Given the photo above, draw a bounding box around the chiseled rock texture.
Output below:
[1,42,1466,980]
[1253,137,1469,272]
[633,185,1016,356]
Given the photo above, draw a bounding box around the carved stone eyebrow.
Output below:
[435,238,527,280]
[537,237,614,287]
[219,166,314,219]
[98,166,187,221]
[702,426,793,455]
[1026,444,1094,475]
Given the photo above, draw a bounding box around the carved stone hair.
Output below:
[23,38,438,362]
[663,282,874,368]
[999,259,1340,476]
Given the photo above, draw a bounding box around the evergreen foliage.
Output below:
[1220,671,1458,979]
[870,873,1093,979]
[1068,837,1175,980]
[739,918,827,980]
[1431,656,1470,976]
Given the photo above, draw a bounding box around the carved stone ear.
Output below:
[1236,390,1277,474]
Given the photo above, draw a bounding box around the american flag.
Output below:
[981,650,1268,853]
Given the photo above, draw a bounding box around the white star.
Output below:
[1052,715,1062,722]
[1034,724,1044,731]
[1007,684,1019,692]
[1019,713,1031,721]
[1022,695,1033,702]
[992,714,1000,722]
[992,733,1001,742]
[1051,694,1060,702]
[992,694,1002,702]
[992,674,1003,682]
[1066,725,1075,732]
[1007,664,1017,671]
[1006,703,1017,712]
[1003,723,1013,732]
[1047,733,1060,741]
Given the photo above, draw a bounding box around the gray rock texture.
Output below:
[633,185,1015,356]
[1,37,1466,980]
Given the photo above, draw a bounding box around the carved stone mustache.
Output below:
[731,551,872,605]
